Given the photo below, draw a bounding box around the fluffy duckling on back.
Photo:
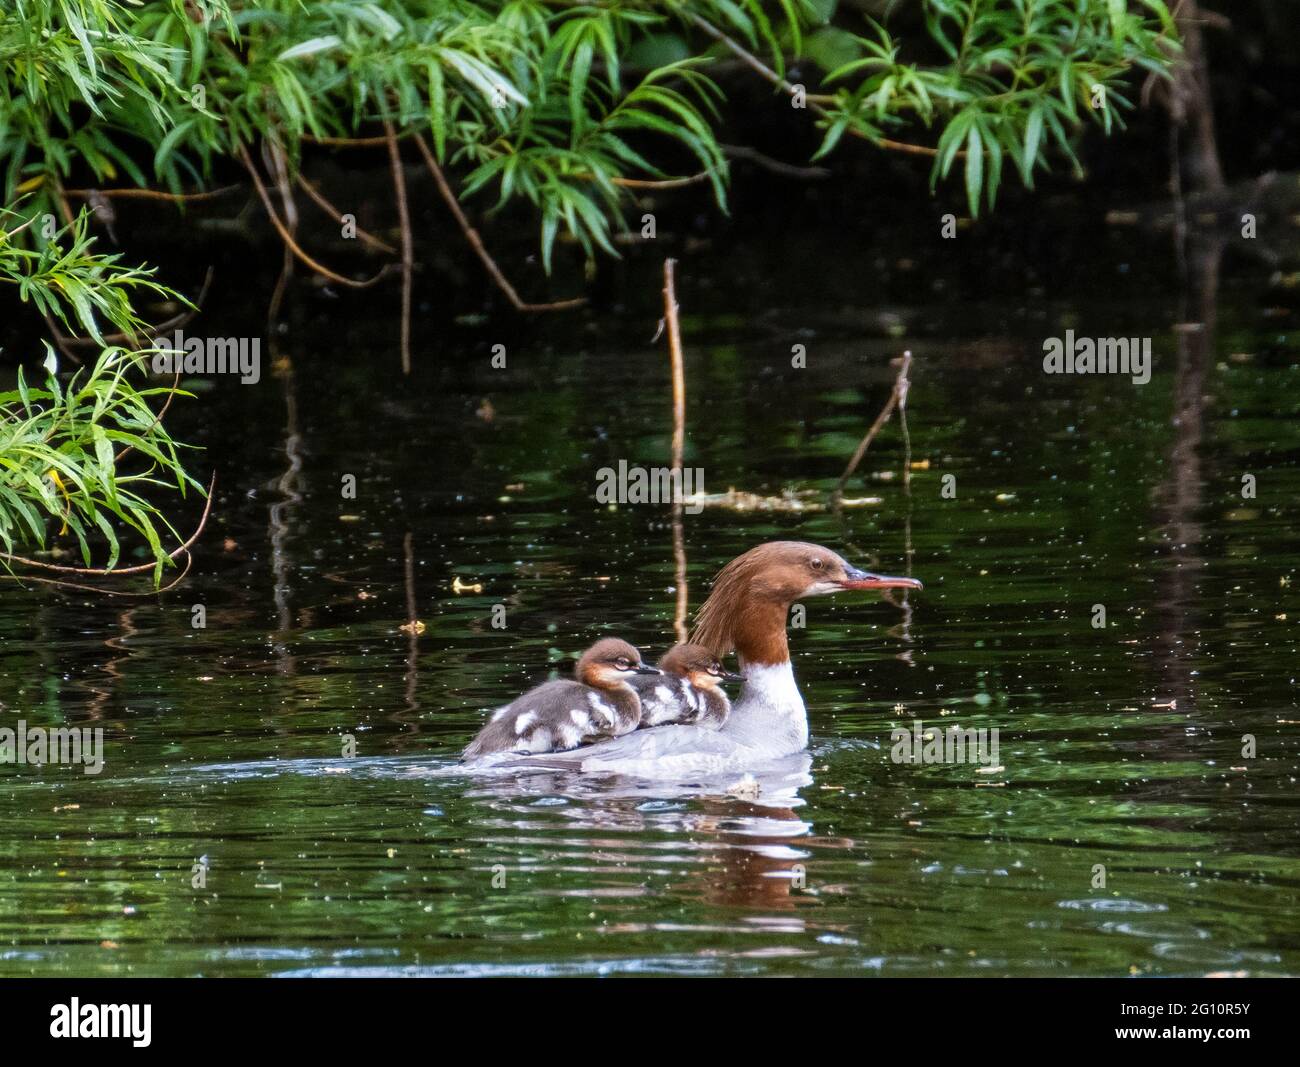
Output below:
[630,642,743,731]
[462,638,660,760]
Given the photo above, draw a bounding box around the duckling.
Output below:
[462,638,660,760]
[630,642,743,731]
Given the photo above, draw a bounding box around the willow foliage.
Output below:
[0,1,1178,572]
[0,347,201,583]
[1,1,1179,259]
[0,206,198,583]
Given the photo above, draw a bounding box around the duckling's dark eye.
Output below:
[810,558,824,570]
[616,657,630,668]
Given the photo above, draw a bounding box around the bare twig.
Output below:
[238,145,393,289]
[875,138,945,158]
[385,121,415,376]
[410,133,585,313]
[722,144,832,179]
[671,509,689,645]
[268,243,293,328]
[261,139,300,329]
[613,171,714,190]
[2,550,195,597]
[303,132,825,188]
[265,139,298,232]
[301,132,397,148]
[295,173,396,254]
[63,185,243,203]
[832,350,912,502]
[51,175,75,227]
[664,260,686,475]
[663,258,689,644]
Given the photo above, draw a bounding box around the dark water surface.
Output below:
[1,197,1298,976]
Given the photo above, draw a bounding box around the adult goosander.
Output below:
[462,638,660,759]
[534,541,922,780]
[631,642,744,729]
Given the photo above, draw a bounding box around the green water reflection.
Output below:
[1,204,1298,977]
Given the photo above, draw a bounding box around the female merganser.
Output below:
[462,638,661,760]
[536,542,922,779]
[631,642,744,729]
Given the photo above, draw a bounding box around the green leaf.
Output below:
[964,122,983,218]
[427,61,447,161]
[1021,104,1044,186]
[277,36,343,63]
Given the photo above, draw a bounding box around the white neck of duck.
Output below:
[696,589,811,757]
[721,657,808,756]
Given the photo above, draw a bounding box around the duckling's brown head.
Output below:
[657,642,745,690]
[575,638,661,688]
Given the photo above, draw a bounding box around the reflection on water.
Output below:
[0,195,1298,977]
